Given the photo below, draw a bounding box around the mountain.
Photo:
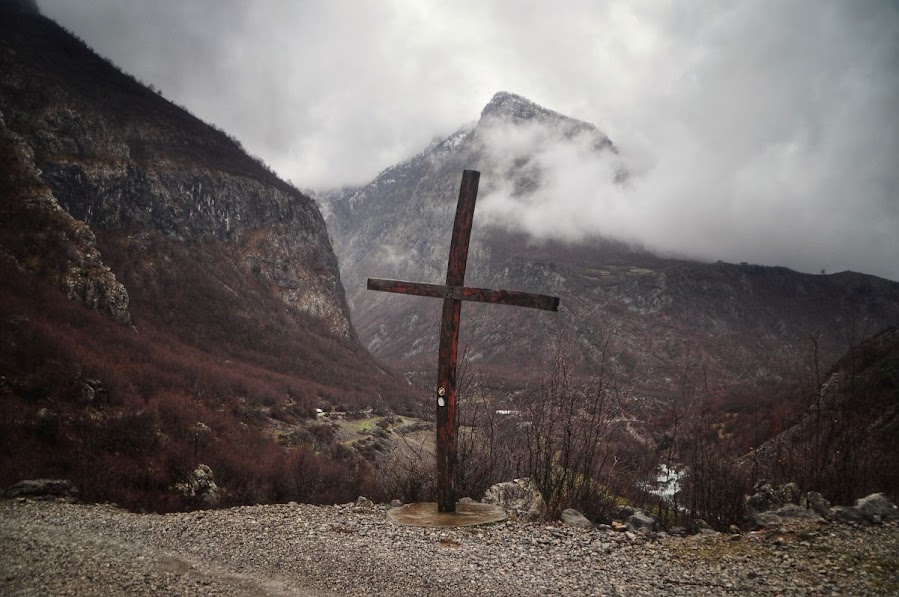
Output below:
[321,91,899,398]
[0,2,412,509]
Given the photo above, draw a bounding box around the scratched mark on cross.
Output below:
[368,169,560,513]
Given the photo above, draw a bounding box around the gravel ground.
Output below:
[2,498,897,596]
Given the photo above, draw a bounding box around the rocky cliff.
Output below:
[322,92,899,398]
[0,5,350,338]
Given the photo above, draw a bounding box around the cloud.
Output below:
[37,0,899,280]
[476,1,899,280]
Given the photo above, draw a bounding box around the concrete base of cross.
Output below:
[387,502,507,527]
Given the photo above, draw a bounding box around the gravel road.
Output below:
[2,498,897,595]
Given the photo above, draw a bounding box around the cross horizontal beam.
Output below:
[367,278,560,312]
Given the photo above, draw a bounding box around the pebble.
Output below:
[1,500,897,596]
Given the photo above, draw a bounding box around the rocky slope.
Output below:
[321,92,899,398]
[2,498,898,596]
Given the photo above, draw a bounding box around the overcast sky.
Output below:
[39,0,899,281]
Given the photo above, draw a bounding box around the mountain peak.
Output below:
[480,91,560,122]
[478,91,617,154]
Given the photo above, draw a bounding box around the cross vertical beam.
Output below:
[435,169,479,512]
[367,169,559,513]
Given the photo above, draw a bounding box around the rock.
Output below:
[173,465,220,507]
[804,491,832,518]
[745,482,801,515]
[780,482,801,506]
[482,478,545,521]
[744,482,819,529]
[747,511,783,529]
[458,497,475,505]
[668,526,686,537]
[611,521,628,532]
[389,499,403,509]
[746,503,822,529]
[353,496,374,512]
[626,511,656,533]
[828,494,899,525]
[774,503,823,522]
[2,479,79,500]
[728,525,742,535]
[854,493,899,523]
[830,505,866,525]
[561,508,592,529]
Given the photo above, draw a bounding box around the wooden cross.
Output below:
[367,169,560,513]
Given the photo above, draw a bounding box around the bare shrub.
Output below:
[453,338,645,522]
[665,365,752,530]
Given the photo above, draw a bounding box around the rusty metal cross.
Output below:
[368,169,560,513]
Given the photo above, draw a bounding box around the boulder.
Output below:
[774,503,823,522]
[482,478,545,521]
[743,481,819,529]
[745,482,800,515]
[804,491,832,518]
[746,503,822,529]
[828,494,898,525]
[353,496,375,511]
[561,508,593,529]
[3,479,79,500]
[854,493,899,523]
[745,483,779,513]
[830,505,866,525]
[173,464,220,507]
[747,511,784,529]
[626,511,657,533]
[779,482,801,506]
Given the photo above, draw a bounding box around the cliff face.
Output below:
[1,111,130,322]
[0,6,420,414]
[0,7,349,337]
[322,92,899,397]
